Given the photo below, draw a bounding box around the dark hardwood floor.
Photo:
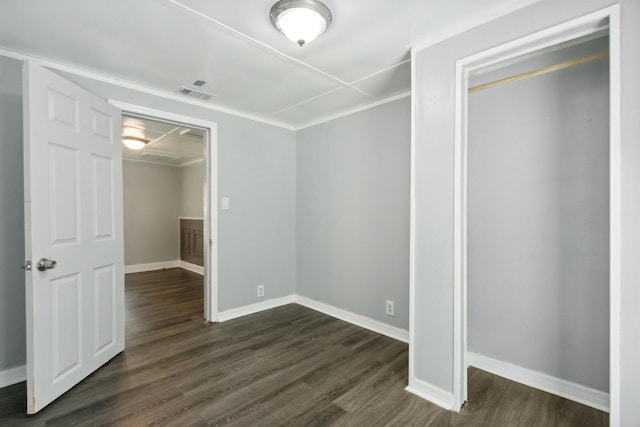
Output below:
[0,268,608,426]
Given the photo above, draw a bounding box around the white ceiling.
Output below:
[122,116,205,167]
[0,0,538,129]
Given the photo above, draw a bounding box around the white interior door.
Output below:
[23,61,124,414]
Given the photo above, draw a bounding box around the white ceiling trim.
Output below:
[269,87,343,116]
[163,0,376,99]
[294,90,411,131]
[0,47,411,135]
[0,46,296,131]
[348,59,412,85]
[181,158,205,167]
[124,156,204,168]
[411,0,540,53]
[123,157,184,168]
[109,100,218,131]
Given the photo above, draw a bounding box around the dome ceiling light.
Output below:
[122,136,149,150]
[270,0,332,47]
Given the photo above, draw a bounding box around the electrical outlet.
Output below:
[257,284,265,298]
[385,300,395,317]
[221,197,230,210]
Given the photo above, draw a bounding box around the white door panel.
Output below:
[23,61,124,414]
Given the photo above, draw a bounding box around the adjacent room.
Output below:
[0,1,639,426]
[122,115,207,276]
[121,115,209,338]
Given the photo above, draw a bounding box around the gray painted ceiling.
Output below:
[0,0,537,129]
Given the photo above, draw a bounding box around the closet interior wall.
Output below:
[466,36,610,393]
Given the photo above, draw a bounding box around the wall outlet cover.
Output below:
[385,300,395,316]
[257,284,265,298]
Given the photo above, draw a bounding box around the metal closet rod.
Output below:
[468,50,609,93]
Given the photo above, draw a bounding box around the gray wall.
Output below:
[412,0,640,424]
[467,38,609,392]
[0,56,25,371]
[59,73,297,312]
[124,157,205,265]
[0,58,296,371]
[296,98,411,329]
[181,160,204,218]
[123,161,182,266]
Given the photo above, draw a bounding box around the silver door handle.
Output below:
[37,258,57,271]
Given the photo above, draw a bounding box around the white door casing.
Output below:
[23,61,124,414]
[108,100,219,323]
[448,5,620,420]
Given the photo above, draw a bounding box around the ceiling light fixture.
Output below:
[122,136,149,150]
[270,0,332,47]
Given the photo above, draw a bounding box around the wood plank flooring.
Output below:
[0,268,608,426]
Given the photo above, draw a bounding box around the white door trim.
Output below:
[407,45,418,390]
[109,100,219,322]
[451,5,620,425]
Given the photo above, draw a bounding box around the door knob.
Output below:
[36,258,57,271]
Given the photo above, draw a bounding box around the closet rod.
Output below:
[468,50,609,94]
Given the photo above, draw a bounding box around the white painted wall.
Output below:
[296,98,411,330]
[467,37,610,392]
[412,1,640,425]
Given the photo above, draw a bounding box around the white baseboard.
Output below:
[466,351,609,412]
[217,296,296,322]
[124,260,181,274]
[294,295,409,343]
[179,260,204,275]
[216,295,409,345]
[0,365,26,388]
[405,376,454,410]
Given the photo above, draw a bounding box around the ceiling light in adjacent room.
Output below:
[122,136,149,150]
[270,0,332,47]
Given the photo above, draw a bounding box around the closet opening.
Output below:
[451,8,620,419]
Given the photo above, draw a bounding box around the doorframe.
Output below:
[109,101,219,323]
[451,4,620,424]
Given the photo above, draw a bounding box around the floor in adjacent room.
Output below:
[0,268,608,426]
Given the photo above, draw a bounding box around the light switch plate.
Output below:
[221,197,230,210]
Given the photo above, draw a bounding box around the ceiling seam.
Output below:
[268,87,343,116]
[147,126,181,147]
[164,0,377,99]
[348,59,412,85]
[269,58,412,117]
